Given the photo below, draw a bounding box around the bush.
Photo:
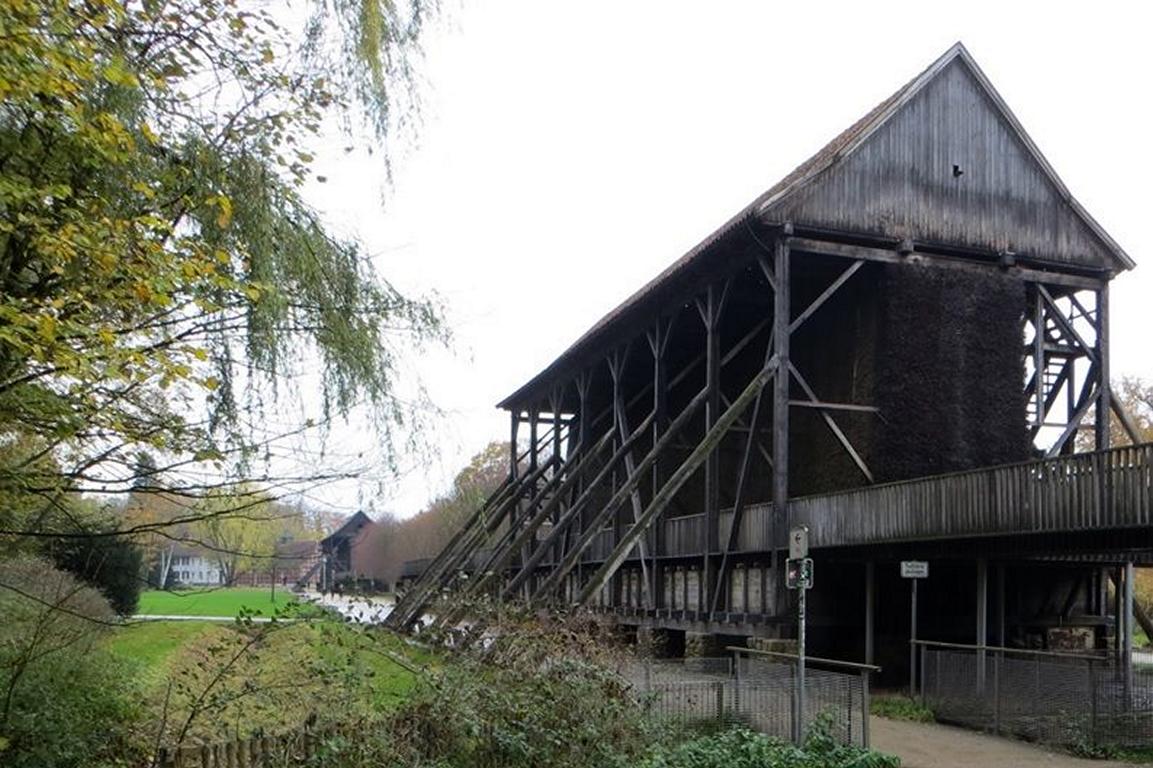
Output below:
[870,694,935,722]
[48,529,144,616]
[638,718,901,768]
[0,557,144,768]
[383,620,658,768]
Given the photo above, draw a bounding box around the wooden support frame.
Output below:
[608,345,654,609]
[387,420,570,629]
[387,437,560,629]
[502,408,659,599]
[443,427,617,622]
[575,357,779,608]
[789,363,874,483]
[530,385,712,603]
[697,280,730,615]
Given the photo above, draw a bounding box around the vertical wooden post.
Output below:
[552,392,563,467]
[1096,285,1111,450]
[976,557,988,693]
[772,230,792,611]
[529,410,539,474]
[997,563,1006,647]
[703,285,721,611]
[650,320,669,609]
[1033,289,1045,428]
[864,561,875,666]
[509,411,520,481]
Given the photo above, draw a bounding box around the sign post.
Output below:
[901,561,929,697]
[787,526,812,744]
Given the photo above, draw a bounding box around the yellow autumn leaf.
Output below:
[215,196,233,229]
[37,315,57,342]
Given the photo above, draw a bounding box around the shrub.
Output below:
[638,718,901,768]
[384,621,658,768]
[0,557,144,768]
[870,694,935,723]
[48,529,144,616]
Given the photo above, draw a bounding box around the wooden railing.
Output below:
[792,442,1153,548]
[421,443,1153,579]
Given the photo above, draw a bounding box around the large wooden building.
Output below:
[390,44,1149,680]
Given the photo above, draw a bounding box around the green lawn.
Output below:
[104,620,223,672]
[103,617,436,742]
[135,587,314,617]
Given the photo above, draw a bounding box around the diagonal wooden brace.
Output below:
[575,357,779,608]
[501,409,657,599]
[530,385,712,603]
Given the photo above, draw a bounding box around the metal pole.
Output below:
[1124,560,1134,709]
[795,584,807,744]
[910,577,918,696]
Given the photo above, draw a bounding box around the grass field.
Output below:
[135,587,315,617]
[104,620,224,671]
[103,617,434,742]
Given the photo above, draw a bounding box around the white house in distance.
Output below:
[166,545,224,586]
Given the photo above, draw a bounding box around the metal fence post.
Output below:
[861,668,871,749]
[992,649,1001,735]
[1089,660,1098,747]
[789,660,799,744]
[919,643,926,704]
[715,680,725,723]
[733,652,742,717]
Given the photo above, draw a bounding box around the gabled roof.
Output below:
[498,43,1133,410]
[321,510,373,544]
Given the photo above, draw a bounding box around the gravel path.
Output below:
[870,717,1130,768]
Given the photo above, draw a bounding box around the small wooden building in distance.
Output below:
[390,43,1149,682]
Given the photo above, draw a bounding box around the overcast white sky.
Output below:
[292,1,1153,519]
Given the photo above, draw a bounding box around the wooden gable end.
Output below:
[764,53,1128,272]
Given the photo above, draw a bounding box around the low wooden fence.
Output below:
[155,722,358,768]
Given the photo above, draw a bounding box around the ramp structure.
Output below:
[388,44,1147,687]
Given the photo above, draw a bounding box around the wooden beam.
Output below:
[772,236,791,563]
[789,259,864,334]
[531,385,711,603]
[789,363,874,483]
[703,283,722,610]
[788,236,1106,291]
[1096,285,1111,451]
[711,351,776,615]
[611,352,653,610]
[501,408,657,599]
[1110,391,1143,446]
[456,427,615,604]
[1038,286,1098,365]
[1046,373,1098,458]
[384,476,513,629]
[575,357,779,608]
[788,400,878,413]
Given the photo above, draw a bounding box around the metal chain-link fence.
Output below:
[919,641,1153,748]
[618,653,871,747]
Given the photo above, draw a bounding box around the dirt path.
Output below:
[870,717,1130,768]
